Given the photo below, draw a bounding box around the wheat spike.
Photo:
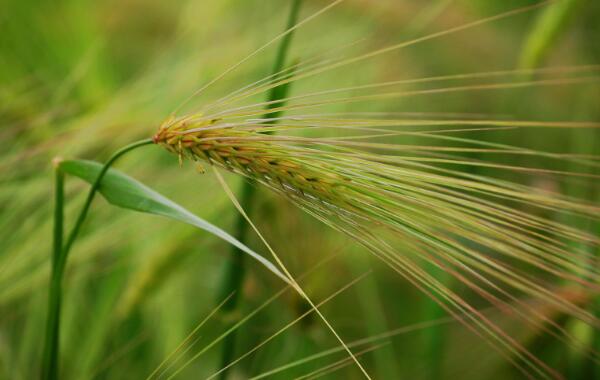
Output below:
[154,114,346,202]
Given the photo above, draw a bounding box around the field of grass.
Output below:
[1,0,600,379]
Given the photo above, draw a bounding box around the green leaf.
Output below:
[518,0,586,69]
[58,159,289,284]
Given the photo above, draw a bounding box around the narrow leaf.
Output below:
[58,159,290,284]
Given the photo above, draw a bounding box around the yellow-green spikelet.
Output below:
[153,115,344,201]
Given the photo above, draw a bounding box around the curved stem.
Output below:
[60,138,153,271]
[41,138,153,380]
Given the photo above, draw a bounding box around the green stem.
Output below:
[41,166,65,380]
[216,1,302,379]
[41,138,153,380]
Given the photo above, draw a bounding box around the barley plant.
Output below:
[1,0,599,379]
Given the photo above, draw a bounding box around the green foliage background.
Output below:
[1,0,599,378]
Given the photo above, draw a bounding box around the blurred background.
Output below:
[1,0,599,379]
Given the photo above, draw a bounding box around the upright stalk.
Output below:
[41,138,153,380]
[216,1,302,378]
[41,166,65,380]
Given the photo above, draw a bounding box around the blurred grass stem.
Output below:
[216,1,302,379]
